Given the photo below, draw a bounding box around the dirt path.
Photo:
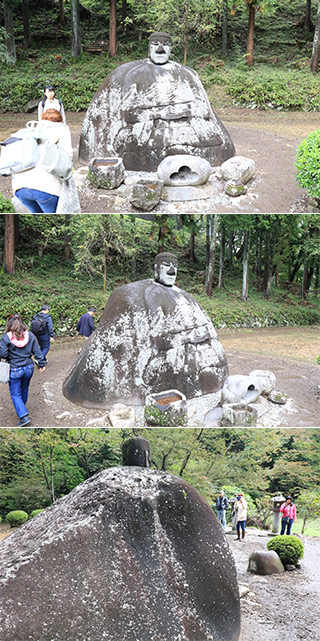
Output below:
[228,528,320,641]
[0,326,319,428]
[0,108,317,213]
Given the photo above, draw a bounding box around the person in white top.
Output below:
[38,86,66,124]
[12,109,73,213]
[234,492,248,541]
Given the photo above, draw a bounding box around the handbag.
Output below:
[40,141,73,181]
[281,516,290,524]
[56,174,81,213]
[0,361,10,384]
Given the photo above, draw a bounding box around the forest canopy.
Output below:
[0,428,319,528]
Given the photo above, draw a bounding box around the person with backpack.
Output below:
[38,85,66,124]
[216,490,229,529]
[0,314,46,426]
[11,108,73,213]
[31,305,54,361]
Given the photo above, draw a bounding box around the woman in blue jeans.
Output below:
[0,314,46,426]
[11,108,73,213]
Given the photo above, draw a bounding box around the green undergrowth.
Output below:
[2,51,320,112]
[1,266,318,335]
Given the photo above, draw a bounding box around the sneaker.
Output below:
[18,415,30,427]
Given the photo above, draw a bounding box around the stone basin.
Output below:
[145,389,187,426]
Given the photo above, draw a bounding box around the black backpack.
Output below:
[30,313,46,336]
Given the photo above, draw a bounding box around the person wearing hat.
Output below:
[38,85,66,124]
[35,305,54,361]
[76,308,96,338]
[280,496,296,535]
[216,490,229,529]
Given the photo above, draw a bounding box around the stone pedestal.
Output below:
[220,403,258,427]
[129,179,163,211]
[88,157,125,189]
[269,495,285,536]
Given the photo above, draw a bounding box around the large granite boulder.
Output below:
[79,34,235,171]
[0,467,240,641]
[63,278,228,408]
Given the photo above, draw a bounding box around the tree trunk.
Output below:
[4,0,16,64]
[4,214,15,274]
[14,213,20,246]
[302,257,308,299]
[206,214,219,297]
[109,0,117,58]
[190,229,196,263]
[59,0,65,23]
[305,266,314,291]
[311,1,320,72]
[246,3,255,67]
[228,231,233,267]
[158,215,168,253]
[122,0,127,22]
[205,216,210,285]
[304,0,313,31]
[71,0,82,57]
[314,263,319,297]
[241,230,250,302]
[221,0,228,57]
[183,13,187,65]
[21,0,31,48]
[263,230,272,299]
[63,214,72,260]
[218,225,226,289]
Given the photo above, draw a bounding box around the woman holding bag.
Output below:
[0,314,46,426]
[12,109,74,213]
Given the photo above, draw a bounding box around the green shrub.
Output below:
[267,535,304,565]
[0,193,15,213]
[296,129,320,200]
[6,510,29,527]
[29,509,44,518]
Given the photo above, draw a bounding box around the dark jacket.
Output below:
[76,312,95,337]
[216,496,229,511]
[0,331,47,369]
[38,312,54,337]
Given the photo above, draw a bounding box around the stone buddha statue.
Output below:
[62,252,229,409]
[79,32,235,171]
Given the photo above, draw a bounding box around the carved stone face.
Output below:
[154,258,177,287]
[148,39,171,65]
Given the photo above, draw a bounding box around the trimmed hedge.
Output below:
[6,510,29,527]
[29,509,45,518]
[267,535,304,566]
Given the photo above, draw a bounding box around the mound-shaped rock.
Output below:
[0,467,240,641]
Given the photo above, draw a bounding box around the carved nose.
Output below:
[167,265,176,275]
[156,45,165,53]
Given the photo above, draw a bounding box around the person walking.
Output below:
[31,305,54,361]
[38,85,66,123]
[76,308,95,337]
[0,314,46,426]
[216,490,229,529]
[280,496,296,535]
[12,108,73,213]
[234,492,247,541]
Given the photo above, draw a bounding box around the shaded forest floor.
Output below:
[0,326,319,428]
[1,107,319,213]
